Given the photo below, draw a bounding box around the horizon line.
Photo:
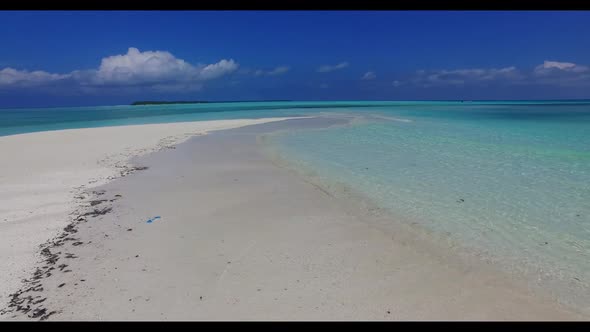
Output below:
[2,98,590,110]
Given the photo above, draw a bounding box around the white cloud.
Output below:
[254,66,290,76]
[319,83,329,89]
[0,47,238,91]
[268,66,290,76]
[95,47,192,84]
[395,61,590,88]
[530,60,590,86]
[532,60,590,84]
[534,60,588,74]
[406,66,523,87]
[361,71,376,80]
[317,62,349,73]
[198,59,239,80]
[95,47,237,85]
[0,67,68,87]
[392,80,403,87]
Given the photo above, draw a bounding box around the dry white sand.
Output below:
[0,118,301,308]
[2,119,584,320]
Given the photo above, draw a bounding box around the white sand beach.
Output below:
[0,118,300,310]
[0,118,586,320]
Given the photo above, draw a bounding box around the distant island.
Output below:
[131,101,208,105]
[131,100,292,106]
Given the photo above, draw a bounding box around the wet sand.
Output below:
[2,118,584,320]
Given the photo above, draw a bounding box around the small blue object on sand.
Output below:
[146,216,161,224]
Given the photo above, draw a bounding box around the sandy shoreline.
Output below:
[1,118,585,320]
[0,118,302,310]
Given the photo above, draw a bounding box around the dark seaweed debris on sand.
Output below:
[80,207,113,218]
[90,199,108,207]
[0,190,121,321]
[114,165,149,179]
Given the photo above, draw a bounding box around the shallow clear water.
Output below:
[2,100,590,309]
[264,102,590,309]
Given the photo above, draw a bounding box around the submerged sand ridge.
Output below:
[2,118,584,320]
[0,118,302,313]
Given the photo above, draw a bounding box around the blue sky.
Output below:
[1,11,590,107]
